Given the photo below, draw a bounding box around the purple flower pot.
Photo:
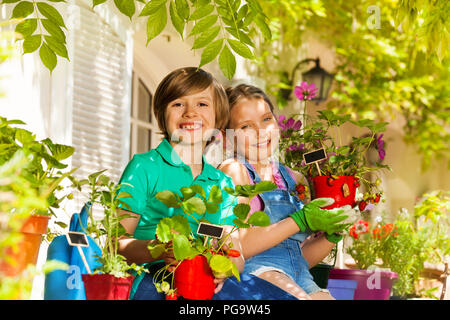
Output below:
[327,279,358,300]
[329,268,398,300]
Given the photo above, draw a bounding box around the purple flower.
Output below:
[286,143,305,153]
[277,115,302,132]
[294,82,318,101]
[377,134,386,161]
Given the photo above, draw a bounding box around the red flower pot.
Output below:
[312,176,357,209]
[82,274,135,300]
[329,268,398,300]
[0,215,50,277]
[174,255,215,300]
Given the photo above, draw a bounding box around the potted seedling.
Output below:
[71,170,147,300]
[0,117,76,276]
[279,109,390,210]
[148,181,275,300]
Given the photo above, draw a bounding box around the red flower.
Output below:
[349,220,370,239]
[372,227,382,239]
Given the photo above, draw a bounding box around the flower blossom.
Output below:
[377,134,386,161]
[278,115,302,132]
[294,81,318,101]
[349,220,370,239]
[286,143,305,153]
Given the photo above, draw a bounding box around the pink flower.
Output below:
[377,134,386,161]
[277,115,302,136]
[294,82,318,101]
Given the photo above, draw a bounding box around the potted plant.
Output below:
[148,181,275,300]
[279,108,390,210]
[0,117,76,276]
[71,170,147,300]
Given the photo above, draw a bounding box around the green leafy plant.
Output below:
[279,109,391,207]
[147,181,275,296]
[0,116,76,220]
[5,0,272,79]
[71,170,147,278]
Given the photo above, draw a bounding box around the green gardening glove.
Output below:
[289,198,350,235]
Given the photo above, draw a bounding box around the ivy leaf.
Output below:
[199,38,223,67]
[207,185,222,203]
[192,26,220,49]
[146,5,167,44]
[11,1,34,19]
[247,210,271,227]
[39,42,57,72]
[169,0,185,38]
[23,34,42,54]
[15,19,37,38]
[218,45,236,80]
[227,39,254,59]
[113,0,136,20]
[36,2,66,28]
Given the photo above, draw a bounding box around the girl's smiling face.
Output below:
[228,97,280,162]
[165,86,216,146]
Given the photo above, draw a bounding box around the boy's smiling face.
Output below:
[165,86,216,146]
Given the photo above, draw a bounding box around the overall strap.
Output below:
[242,159,262,184]
[276,162,298,191]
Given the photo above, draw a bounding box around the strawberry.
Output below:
[226,249,241,257]
[296,184,306,193]
[166,293,177,300]
[359,200,367,211]
[374,194,381,203]
[327,177,335,186]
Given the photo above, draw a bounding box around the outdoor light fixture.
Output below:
[281,58,334,104]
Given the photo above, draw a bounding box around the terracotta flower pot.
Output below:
[329,268,398,300]
[174,255,215,300]
[312,176,358,209]
[82,274,135,300]
[0,214,50,277]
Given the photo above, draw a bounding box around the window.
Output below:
[129,69,162,158]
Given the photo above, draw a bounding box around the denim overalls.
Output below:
[242,160,322,294]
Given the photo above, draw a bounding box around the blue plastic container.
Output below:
[327,279,358,300]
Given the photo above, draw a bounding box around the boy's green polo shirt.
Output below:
[117,139,237,299]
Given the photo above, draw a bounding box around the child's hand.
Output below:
[289,198,351,235]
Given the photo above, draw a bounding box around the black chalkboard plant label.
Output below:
[303,148,327,176]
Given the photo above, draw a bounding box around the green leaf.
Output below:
[247,210,271,227]
[205,202,219,213]
[218,45,236,79]
[254,181,277,193]
[189,14,218,36]
[232,218,249,228]
[155,190,179,208]
[175,0,189,20]
[189,4,214,21]
[233,203,250,220]
[190,184,206,198]
[169,0,185,38]
[2,0,21,3]
[147,242,166,259]
[92,0,107,7]
[39,42,57,72]
[87,169,107,185]
[36,2,66,28]
[155,217,173,242]
[23,34,42,54]
[199,38,223,67]
[227,39,254,59]
[15,19,37,38]
[113,0,136,20]
[139,0,166,16]
[44,35,69,59]
[184,196,206,214]
[11,1,34,19]
[192,25,220,49]
[207,185,222,203]
[231,261,240,281]
[48,143,74,160]
[146,5,167,44]
[171,215,191,237]
[41,19,66,43]
[173,234,196,261]
[180,186,196,201]
[209,254,232,276]
[254,14,271,40]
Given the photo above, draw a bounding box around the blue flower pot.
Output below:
[327,279,358,300]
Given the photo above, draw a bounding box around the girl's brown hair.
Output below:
[153,67,229,140]
[225,84,275,128]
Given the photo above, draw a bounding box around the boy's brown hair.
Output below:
[153,67,229,140]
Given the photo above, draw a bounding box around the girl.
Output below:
[220,84,351,300]
[115,68,296,300]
